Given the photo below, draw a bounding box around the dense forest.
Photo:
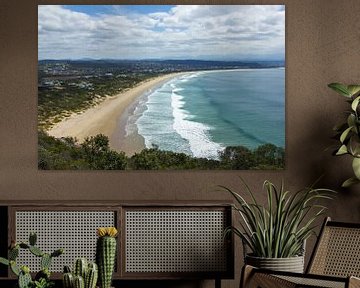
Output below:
[38,131,285,170]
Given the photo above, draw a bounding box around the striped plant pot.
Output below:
[245,254,305,273]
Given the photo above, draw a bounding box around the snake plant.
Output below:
[221,178,335,258]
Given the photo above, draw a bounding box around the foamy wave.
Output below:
[171,90,223,159]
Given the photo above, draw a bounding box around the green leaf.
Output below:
[328,83,351,97]
[336,144,348,155]
[10,261,20,276]
[0,257,9,266]
[342,177,360,188]
[340,126,353,143]
[352,157,360,179]
[347,114,356,129]
[347,85,360,97]
[351,96,360,111]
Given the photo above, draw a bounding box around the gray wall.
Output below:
[1,0,360,287]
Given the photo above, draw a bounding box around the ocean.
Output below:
[126,68,285,159]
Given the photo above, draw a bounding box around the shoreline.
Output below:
[46,72,185,153]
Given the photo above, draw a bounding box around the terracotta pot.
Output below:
[245,254,304,273]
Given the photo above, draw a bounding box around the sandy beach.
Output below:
[47,72,184,154]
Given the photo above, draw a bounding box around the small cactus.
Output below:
[0,233,63,288]
[63,272,74,288]
[96,227,118,288]
[85,263,98,288]
[63,259,98,288]
[74,258,88,279]
[18,269,32,288]
[74,275,85,288]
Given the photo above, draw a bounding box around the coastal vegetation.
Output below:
[38,60,284,129]
[38,132,285,170]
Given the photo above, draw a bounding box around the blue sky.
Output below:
[38,5,285,61]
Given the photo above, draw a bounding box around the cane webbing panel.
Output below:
[277,275,345,288]
[125,210,227,273]
[309,226,360,277]
[15,211,115,272]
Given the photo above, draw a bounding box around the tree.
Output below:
[81,134,127,170]
[219,146,255,169]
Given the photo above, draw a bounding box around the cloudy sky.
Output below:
[38,5,285,61]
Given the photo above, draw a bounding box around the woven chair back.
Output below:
[308,219,360,278]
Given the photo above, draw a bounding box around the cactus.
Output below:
[29,245,44,257]
[18,270,32,288]
[9,246,19,260]
[74,275,85,288]
[85,263,98,288]
[63,272,74,288]
[74,258,88,279]
[63,260,98,288]
[96,227,118,288]
[41,253,52,270]
[29,232,37,246]
[10,260,20,276]
[0,233,63,288]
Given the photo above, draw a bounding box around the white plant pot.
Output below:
[245,254,305,273]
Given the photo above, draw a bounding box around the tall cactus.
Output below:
[96,227,118,288]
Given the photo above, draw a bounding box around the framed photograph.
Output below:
[38,5,285,170]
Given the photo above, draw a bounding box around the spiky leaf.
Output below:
[328,83,351,97]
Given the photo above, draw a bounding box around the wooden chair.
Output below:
[241,217,360,288]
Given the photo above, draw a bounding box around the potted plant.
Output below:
[0,232,63,288]
[221,179,334,273]
[328,83,360,187]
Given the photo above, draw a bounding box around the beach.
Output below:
[47,72,184,154]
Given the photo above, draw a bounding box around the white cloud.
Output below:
[38,5,285,60]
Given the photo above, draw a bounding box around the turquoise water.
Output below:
[130,68,285,159]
